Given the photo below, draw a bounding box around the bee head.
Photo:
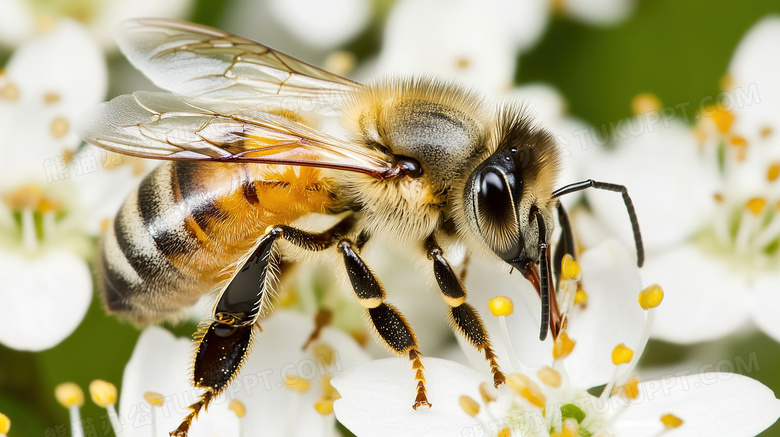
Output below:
[462,108,561,269]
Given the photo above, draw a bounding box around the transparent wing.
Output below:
[116,18,360,108]
[76,92,395,178]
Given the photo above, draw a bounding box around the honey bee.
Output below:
[77,19,643,436]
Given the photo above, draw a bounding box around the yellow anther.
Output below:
[283,375,311,393]
[553,330,576,360]
[50,117,70,139]
[612,344,634,365]
[321,376,340,400]
[638,284,664,310]
[497,428,511,437]
[478,381,498,403]
[314,398,335,415]
[768,163,780,182]
[0,83,19,101]
[0,412,10,434]
[489,296,514,317]
[613,376,640,399]
[143,391,165,406]
[458,395,480,417]
[38,197,61,213]
[2,185,44,211]
[276,287,298,307]
[746,198,766,216]
[537,366,562,388]
[506,373,546,409]
[229,399,246,418]
[661,413,683,429]
[551,418,579,437]
[313,343,336,366]
[55,382,84,408]
[574,289,588,305]
[761,127,773,138]
[713,192,724,203]
[44,92,61,104]
[729,135,748,146]
[561,255,581,281]
[708,105,734,134]
[88,380,117,408]
[631,93,662,115]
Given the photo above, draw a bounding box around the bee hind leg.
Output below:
[337,239,431,409]
[425,235,506,388]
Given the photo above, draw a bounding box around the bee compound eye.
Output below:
[477,168,513,227]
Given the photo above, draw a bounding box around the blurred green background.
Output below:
[1,0,779,435]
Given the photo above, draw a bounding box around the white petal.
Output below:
[377,0,515,95]
[119,327,239,437]
[333,357,486,437]
[484,0,549,51]
[565,239,645,389]
[749,272,780,342]
[614,373,780,437]
[643,245,750,344]
[729,16,780,118]
[0,0,35,46]
[0,249,91,351]
[268,0,370,49]
[584,119,716,252]
[231,311,371,436]
[562,0,637,27]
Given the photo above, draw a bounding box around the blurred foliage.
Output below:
[2,0,780,435]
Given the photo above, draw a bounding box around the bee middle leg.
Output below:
[425,235,506,387]
[337,238,431,409]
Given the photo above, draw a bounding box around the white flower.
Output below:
[553,0,638,27]
[118,311,371,437]
[332,240,780,436]
[0,0,192,49]
[0,20,105,351]
[579,16,780,344]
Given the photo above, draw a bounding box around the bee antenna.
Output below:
[536,213,550,341]
[552,179,644,267]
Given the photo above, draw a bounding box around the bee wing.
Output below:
[116,18,359,108]
[77,92,395,178]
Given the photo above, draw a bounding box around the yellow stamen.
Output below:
[0,412,10,434]
[0,83,19,101]
[767,163,780,182]
[2,185,44,211]
[50,117,70,139]
[37,197,61,213]
[276,287,298,307]
[506,373,546,409]
[611,344,634,365]
[313,343,336,367]
[478,381,497,403]
[729,135,748,146]
[497,428,511,437]
[537,366,562,388]
[283,375,311,393]
[229,399,246,418]
[551,418,579,437]
[761,127,773,138]
[661,413,683,428]
[313,398,334,415]
[631,93,662,115]
[88,380,117,408]
[746,198,766,216]
[44,93,61,104]
[638,284,664,310]
[561,255,581,281]
[713,192,724,203]
[613,376,640,399]
[458,395,480,417]
[574,289,588,305]
[55,382,84,408]
[553,330,575,359]
[708,105,734,134]
[489,296,514,317]
[143,391,165,406]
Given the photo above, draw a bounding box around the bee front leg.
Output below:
[425,235,506,388]
[336,239,431,409]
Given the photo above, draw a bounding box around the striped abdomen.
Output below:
[98,160,334,324]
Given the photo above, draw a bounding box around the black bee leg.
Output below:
[337,239,431,409]
[175,217,356,436]
[425,235,506,388]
